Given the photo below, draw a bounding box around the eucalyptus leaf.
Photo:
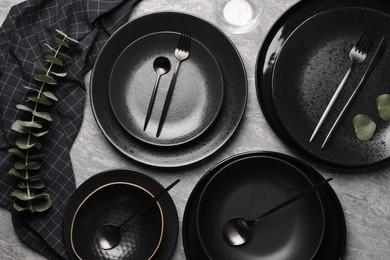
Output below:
[377,94,390,121]
[45,55,63,66]
[19,120,42,129]
[18,179,45,189]
[58,52,71,60]
[27,171,46,181]
[55,29,79,43]
[34,61,48,73]
[28,96,53,106]
[9,169,46,181]
[33,74,57,85]
[8,148,25,158]
[55,37,69,48]
[353,114,376,141]
[23,86,40,93]
[50,71,67,77]
[15,161,41,170]
[44,43,57,53]
[8,168,25,180]
[43,91,58,101]
[31,131,49,137]
[33,111,52,121]
[16,137,42,150]
[44,43,71,60]
[28,153,46,160]
[16,104,33,112]
[11,120,29,134]
[13,194,51,212]
[11,189,50,201]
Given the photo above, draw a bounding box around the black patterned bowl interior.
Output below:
[70,183,164,260]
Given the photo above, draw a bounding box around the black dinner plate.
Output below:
[91,12,247,167]
[182,151,346,260]
[63,170,179,260]
[196,155,325,260]
[109,32,224,146]
[256,0,390,168]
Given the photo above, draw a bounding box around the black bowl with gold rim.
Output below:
[63,170,179,260]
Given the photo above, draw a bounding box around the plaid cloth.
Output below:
[0,0,140,259]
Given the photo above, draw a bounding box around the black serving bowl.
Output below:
[63,170,179,260]
[70,182,163,260]
[196,154,325,260]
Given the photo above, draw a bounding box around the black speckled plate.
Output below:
[63,170,179,260]
[256,0,390,168]
[182,151,346,260]
[109,32,223,146]
[91,12,247,167]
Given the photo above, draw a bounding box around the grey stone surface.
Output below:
[0,0,389,259]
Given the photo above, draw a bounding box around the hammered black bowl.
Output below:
[70,183,164,260]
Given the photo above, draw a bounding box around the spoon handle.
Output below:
[119,179,180,229]
[254,177,332,223]
[144,74,162,131]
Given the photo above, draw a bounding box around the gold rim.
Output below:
[70,182,164,260]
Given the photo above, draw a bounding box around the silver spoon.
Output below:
[143,56,171,131]
[222,177,332,246]
[95,179,180,250]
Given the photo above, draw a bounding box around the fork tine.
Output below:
[356,31,375,54]
[177,33,185,50]
[355,31,368,51]
[360,31,375,54]
[183,32,191,52]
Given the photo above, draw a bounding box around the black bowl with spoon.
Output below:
[196,155,326,260]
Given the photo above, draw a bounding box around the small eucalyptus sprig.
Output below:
[8,29,78,213]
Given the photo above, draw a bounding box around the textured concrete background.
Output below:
[0,0,389,259]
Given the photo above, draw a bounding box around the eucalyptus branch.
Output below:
[8,29,79,213]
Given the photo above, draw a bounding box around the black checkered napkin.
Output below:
[0,0,140,259]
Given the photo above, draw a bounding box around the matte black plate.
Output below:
[91,12,247,167]
[256,0,390,168]
[63,170,179,260]
[196,155,324,260]
[182,151,346,260]
[109,32,223,146]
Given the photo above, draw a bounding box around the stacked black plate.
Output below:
[182,151,346,259]
[256,0,390,168]
[63,170,179,260]
[90,12,247,167]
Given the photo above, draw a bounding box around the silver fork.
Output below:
[309,31,375,142]
[156,32,191,138]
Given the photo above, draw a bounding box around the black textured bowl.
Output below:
[196,155,325,260]
[71,183,163,260]
[63,170,179,260]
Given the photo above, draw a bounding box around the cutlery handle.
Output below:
[309,66,352,142]
[254,178,333,223]
[144,74,162,131]
[119,179,180,229]
[156,61,181,137]
[321,36,386,149]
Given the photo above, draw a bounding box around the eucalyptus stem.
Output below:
[22,36,66,211]
[5,30,80,213]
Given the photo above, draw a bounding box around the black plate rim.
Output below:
[255,0,390,168]
[70,181,164,260]
[108,31,225,147]
[63,169,179,260]
[195,153,325,260]
[90,11,248,168]
[182,151,346,260]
